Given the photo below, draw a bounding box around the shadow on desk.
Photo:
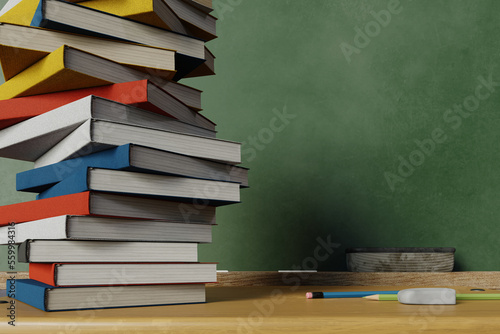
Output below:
[207,285,290,302]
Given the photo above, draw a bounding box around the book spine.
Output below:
[29,263,57,286]
[17,145,131,193]
[13,280,49,311]
[17,240,30,263]
[30,0,44,27]
[43,289,49,311]
[36,168,91,200]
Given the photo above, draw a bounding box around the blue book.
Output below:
[31,0,205,79]
[14,279,206,312]
[35,167,240,206]
[17,144,249,193]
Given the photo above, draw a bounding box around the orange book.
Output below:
[30,263,58,286]
[29,262,217,286]
[0,80,213,130]
[0,191,216,226]
[0,192,91,226]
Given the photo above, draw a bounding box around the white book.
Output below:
[0,95,214,162]
[35,119,241,168]
[0,215,213,244]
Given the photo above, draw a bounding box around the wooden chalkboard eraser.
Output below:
[346,247,455,272]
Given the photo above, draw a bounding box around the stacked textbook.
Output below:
[0,0,247,311]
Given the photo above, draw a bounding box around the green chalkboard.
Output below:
[1,0,500,272]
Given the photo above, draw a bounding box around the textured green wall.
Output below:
[2,0,500,272]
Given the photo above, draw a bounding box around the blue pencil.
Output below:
[306,291,399,299]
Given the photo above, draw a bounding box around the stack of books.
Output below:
[0,0,247,311]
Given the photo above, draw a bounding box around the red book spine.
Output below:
[29,262,219,287]
[0,192,91,226]
[29,263,57,286]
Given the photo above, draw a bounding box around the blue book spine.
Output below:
[13,279,205,312]
[17,144,132,193]
[14,279,49,312]
[36,167,91,200]
[30,0,44,27]
[36,167,239,205]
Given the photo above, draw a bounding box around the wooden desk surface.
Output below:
[1,285,500,333]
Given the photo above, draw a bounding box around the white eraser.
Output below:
[397,288,456,305]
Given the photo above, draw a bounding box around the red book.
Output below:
[0,191,216,226]
[0,80,213,131]
[1,192,90,226]
[30,263,59,286]
[29,262,217,286]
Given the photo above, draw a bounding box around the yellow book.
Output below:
[0,0,86,23]
[0,45,112,100]
[0,23,176,81]
[0,45,202,110]
[0,0,174,31]
[1,0,208,80]
[1,0,215,41]
[0,0,39,26]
